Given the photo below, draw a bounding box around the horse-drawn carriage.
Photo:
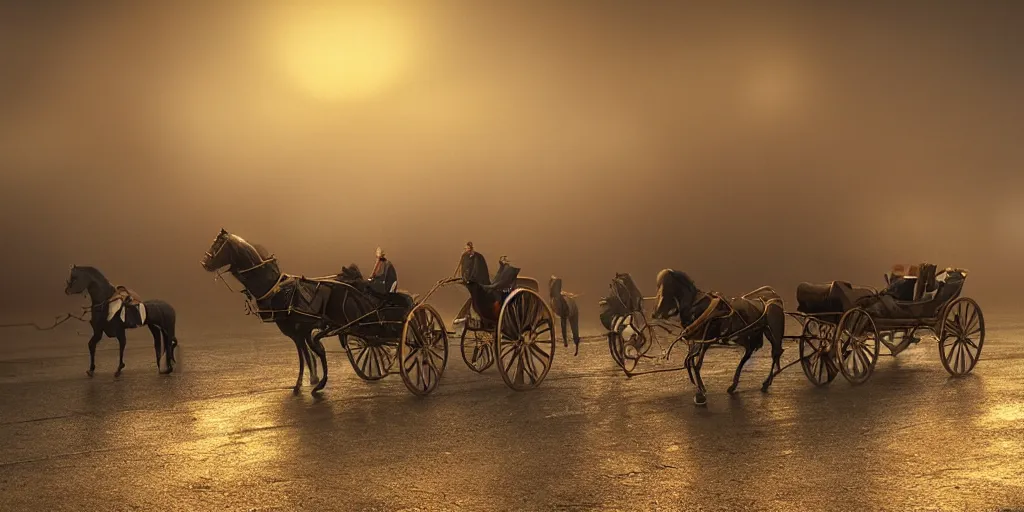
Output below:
[599,264,983,405]
[790,263,984,386]
[200,229,449,396]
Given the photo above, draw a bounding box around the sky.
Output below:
[1,0,1023,331]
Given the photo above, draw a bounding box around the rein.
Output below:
[0,308,92,330]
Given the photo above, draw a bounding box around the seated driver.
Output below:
[367,247,398,296]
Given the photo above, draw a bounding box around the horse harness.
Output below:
[673,290,782,348]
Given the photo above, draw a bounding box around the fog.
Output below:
[2,1,1022,332]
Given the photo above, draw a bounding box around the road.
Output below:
[0,317,1022,511]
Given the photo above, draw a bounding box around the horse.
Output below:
[548,276,581,356]
[651,269,785,406]
[201,229,404,396]
[64,266,178,377]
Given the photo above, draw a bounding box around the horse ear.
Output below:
[220,228,227,235]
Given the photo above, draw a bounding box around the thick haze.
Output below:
[2,1,1023,331]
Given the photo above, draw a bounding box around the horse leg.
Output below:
[291,336,306,394]
[148,324,163,373]
[86,329,101,377]
[114,330,127,377]
[162,329,175,374]
[693,344,710,406]
[560,316,569,348]
[728,343,755,394]
[761,306,786,392]
[683,345,699,385]
[310,331,330,396]
[301,329,319,386]
[570,313,581,356]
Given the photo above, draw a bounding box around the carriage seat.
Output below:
[796,281,876,315]
[108,286,147,325]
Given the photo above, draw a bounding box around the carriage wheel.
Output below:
[341,334,397,381]
[496,289,556,391]
[609,323,654,374]
[834,308,880,385]
[938,297,985,377]
[799,318,838,387]
[460,328,495,373]
[398,304,449,396]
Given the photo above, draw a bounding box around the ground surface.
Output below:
[0,317,1022,512]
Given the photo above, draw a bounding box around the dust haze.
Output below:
[2,1,1022,332]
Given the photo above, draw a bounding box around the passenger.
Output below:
[368,247,398,296]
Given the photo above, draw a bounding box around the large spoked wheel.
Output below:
[799,318,838,387]
[938,297,985,377]
[460,327,495,373]
[340,334,397,381]
[496,289,556,391]
[834,308,881,385]
[398,304,450,396]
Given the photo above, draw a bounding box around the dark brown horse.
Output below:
[651,269,785,406]
[548,276,581,356]
[200,229,327,394]
[64,266,178,377]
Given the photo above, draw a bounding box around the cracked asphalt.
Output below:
[1,316,1022,511]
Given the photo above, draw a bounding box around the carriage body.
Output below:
[449,253,557,390]
[790,265,983,387]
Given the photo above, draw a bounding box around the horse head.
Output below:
[64,265,88,295]
[652,269,698,322]
[201,228,240,272]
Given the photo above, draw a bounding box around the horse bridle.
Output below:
[205,234,280,298]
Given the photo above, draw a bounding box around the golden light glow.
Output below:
[269,3,414,101]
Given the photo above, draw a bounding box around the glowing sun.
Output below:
[270,3,414,101]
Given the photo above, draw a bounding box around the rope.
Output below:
[0,310,91,331]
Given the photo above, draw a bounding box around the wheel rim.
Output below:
[398,305,449,396]
[799,319,838,386]
[939,298,985,376]
[460,328,495,373]
[496,289,556,391]
[342,335,397,381]
[835,308,880,385]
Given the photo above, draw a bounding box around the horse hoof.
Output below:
[292,386,301,395]
[86,370,94,378]
[693,394,707,406]
[727,385,737,394]
[760,385,770,393]
[114,372,122,378]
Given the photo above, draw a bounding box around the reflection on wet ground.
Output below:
[0,321,1022,511]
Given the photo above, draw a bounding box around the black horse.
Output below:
[64,266,178,377]
[201,229,414,396]
[651,269,785,405]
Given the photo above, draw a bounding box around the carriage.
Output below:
[304,265,446,393]
[600,264,983,404]
[419,250,557,391]
[788,263,984,386]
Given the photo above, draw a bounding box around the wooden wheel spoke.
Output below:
[527,341,552,365]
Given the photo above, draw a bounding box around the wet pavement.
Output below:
[1,317,1022,511]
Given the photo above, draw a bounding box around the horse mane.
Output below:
[75,266,111,286]
[253,244,273,260]
[657,268,698,294]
